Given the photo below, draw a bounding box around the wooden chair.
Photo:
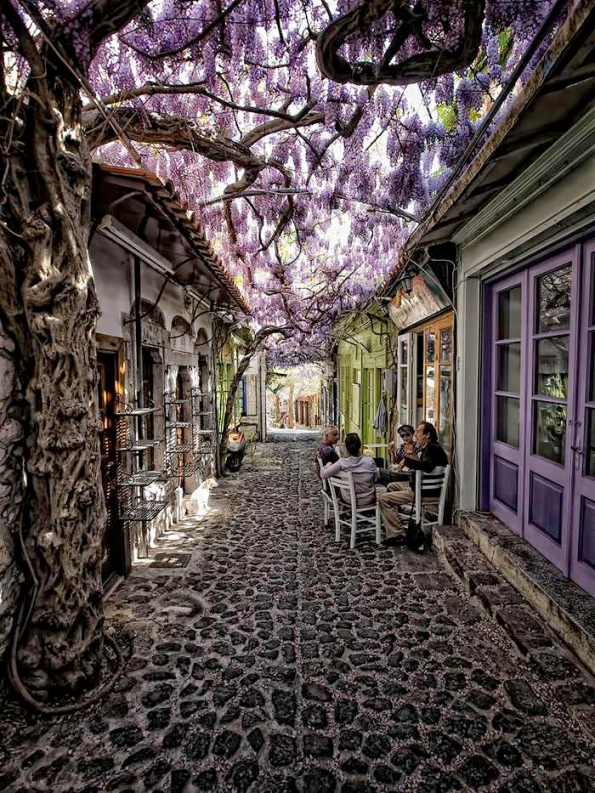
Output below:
[414,464,451,529]
[397,465,451,541]
[327,471,382,549]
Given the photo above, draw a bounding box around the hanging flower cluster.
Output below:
[4,0,568,363]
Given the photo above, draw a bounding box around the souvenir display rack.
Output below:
[164,387,216,478]
[114,398,169,522]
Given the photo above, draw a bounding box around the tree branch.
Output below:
[84,105,263,168]
[201,187,311,207]
[85,0,151,57]
[316,0,486,86]
[241,109,324,147]
[122,0,245,61]
[0,0,46,81]
[91,81,314,125]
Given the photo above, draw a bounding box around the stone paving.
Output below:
[1,442,595,792]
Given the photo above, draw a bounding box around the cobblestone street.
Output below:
[1,442,595,792]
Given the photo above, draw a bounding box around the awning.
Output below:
[92,164,249,314]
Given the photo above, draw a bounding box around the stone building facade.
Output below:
[0,163,248,664]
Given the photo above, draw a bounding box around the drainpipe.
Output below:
[211,331,221,477]
[134,255,144,411]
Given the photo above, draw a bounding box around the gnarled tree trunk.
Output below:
[0,52,106,697]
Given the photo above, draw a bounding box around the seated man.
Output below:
[379,422,448,546]
[315,425,340,474]
[321,432,378,506]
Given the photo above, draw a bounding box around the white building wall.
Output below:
[455,150,595,510]
[91,235,212,340]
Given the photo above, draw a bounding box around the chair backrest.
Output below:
[414,465,451,523]
[328,471,357,509]
[317,457,329,494]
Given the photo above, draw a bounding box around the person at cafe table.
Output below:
[379,422,447,546]
[378,424,419,486]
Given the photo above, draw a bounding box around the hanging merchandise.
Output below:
[384,368,397,399]
[373,394,387,435]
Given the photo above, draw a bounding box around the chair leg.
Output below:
[324,500,329,526]
[350,514,357,549]
[334,508,341,543]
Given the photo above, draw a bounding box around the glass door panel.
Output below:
[587,408,595,477]
[498,344,521,393]
[490,275,526,533]
[499,285,522,338]
[571,244,595,596]
[496,397,520,447]
[523,251,578,573]
[397,335,411,427]
[426,366,435,423]
[439,367,452,448]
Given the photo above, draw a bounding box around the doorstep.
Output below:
[433,513,595,677]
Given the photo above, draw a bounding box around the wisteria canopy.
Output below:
[0,0,572,699]
[4,0,563,362]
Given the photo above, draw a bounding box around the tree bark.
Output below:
[219,344,257,466]
[316,0,485,86]
[0,41,106,697]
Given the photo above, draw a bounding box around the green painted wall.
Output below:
[217,341,242,432]
[335,313,389,460]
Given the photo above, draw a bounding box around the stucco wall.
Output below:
[0,323,24,665]
[91,235,213,342]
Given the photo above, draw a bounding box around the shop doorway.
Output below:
[397,314,454,451]
[488,242,595,596]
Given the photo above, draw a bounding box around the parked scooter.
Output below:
[225,424,246,472]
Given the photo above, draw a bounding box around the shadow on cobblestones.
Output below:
[1,442,594,792]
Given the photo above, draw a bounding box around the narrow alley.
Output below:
[1,442,594,792]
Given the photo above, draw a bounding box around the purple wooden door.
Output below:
[489,273,528,535]
[522,249,579,574]
[570,241,595,596]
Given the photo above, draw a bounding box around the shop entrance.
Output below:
[488,242,595,596]
[97,350,126,580]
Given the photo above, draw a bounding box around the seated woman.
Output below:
[322,432,378,506]
[378,424,419,485]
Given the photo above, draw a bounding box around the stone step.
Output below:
[432,523,595,743]
[460,512,595,677]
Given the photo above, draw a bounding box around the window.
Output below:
[142,347,156,468]
[494,286,522,448]
[420,315,453,451]
[531,265,571,466]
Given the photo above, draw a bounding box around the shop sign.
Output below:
[389,273,448,328]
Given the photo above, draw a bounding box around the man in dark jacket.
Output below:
[317,425,340,466]
[380,422,447,546]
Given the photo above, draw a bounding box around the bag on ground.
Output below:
[406,515,425,552]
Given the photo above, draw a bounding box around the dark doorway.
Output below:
[97,351,127,580]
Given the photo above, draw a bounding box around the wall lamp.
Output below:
[395,272,414,294]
